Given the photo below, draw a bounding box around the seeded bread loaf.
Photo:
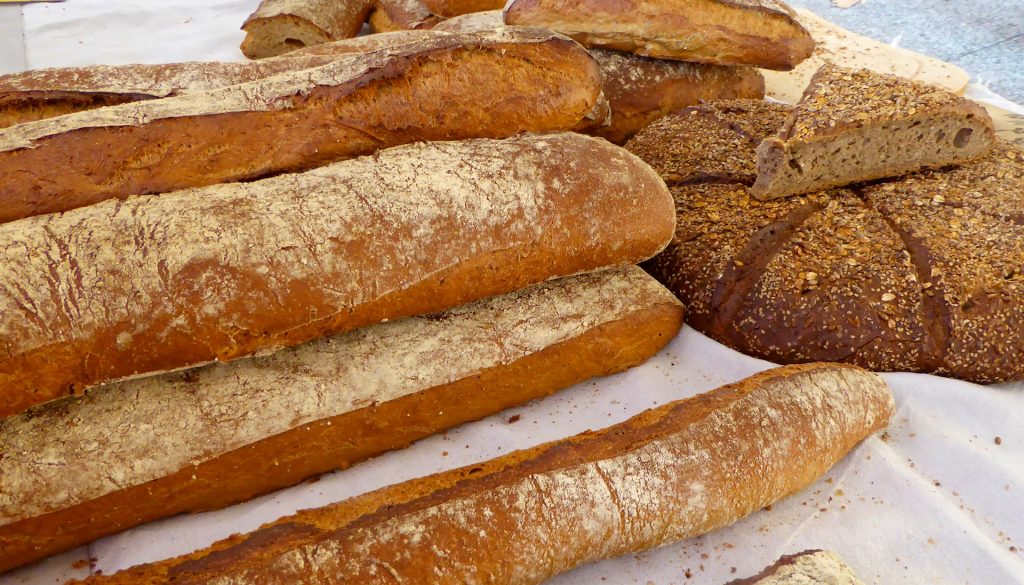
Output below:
[0,132,674,419]
[0,267,683,572]
[0,31,437,130]
[503,0,815,70]
[434,11,766,143]
[240,0,374,58]
[626,100,1024,383]
[0,28,602,225]
[752,64,996,199]
[71,363,894,584]
[728,550,865,584]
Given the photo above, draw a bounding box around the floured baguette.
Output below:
[72,363,894,584]
[752,63,996,199]
[728,550,865,584]
[240,0,374,58]
[503,0,815,70]
[0,28,602,224]
[0,31,445,130]
[0,132,674,419]
[0,267,684,572]
[435,12,765,143]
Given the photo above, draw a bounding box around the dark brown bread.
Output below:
[72,363,894,584]
[0,32,434,129]
[0,267,683,572]
[727,550,865,584]
[504,0,815,70]
[753,64,996,199]
[240,0,374,58]
[0,132,674,418]
[0,29,602,224]
[627,100,1024,382]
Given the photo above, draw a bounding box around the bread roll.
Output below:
[72,363,894,584]
[0,28,602,224]
[504,0,815,70]
[240,0,374,58]
[626,100,1024,383]
[753,64,995,199]
[0,31,439,129]
[0,267,683,572]
[0,132,674,418]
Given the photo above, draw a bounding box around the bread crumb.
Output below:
[508,415,522,424]
[995,436,1003,445]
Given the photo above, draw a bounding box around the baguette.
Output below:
[727,550,866,584]
[0,31,438,130]
[74,363,894,584]
[240,0,374,59]
[424,0,504,17]
[0,132,674,418]
[368,0,441,32]
[503,0,815,70]
[0,28,602,224]
[0,267,683,572]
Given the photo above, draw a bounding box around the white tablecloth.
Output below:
[2,3,1023,583]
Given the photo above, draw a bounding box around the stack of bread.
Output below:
[0,1,929,583]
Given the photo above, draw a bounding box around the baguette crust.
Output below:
[0,28,602,224]
[241,0,374,58]
[0,267,683,571]
[503,0,815,70]
[423,0,505,17]
[0,132,674,418]
[74,363,893,584]
[370,0,442,31]
[627,100,1024,382]
[0,32,436,129]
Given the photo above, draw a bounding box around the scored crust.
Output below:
[627,99,1024,383]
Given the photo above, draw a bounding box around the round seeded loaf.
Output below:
[626,100,1024,383]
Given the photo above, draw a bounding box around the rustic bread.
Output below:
[753,64,996,199]
[0,267,683,572]
[626,100,1024,383]
[0,28,602,224]
[0,32,442,130]
[0,132,674,419]
[435,11,766,143]
[71,363,893,584]
[728,550,865,584]
[368,0,441,32]
[503,0,815,70]
[425,0,504,17]
[240,0,374,58]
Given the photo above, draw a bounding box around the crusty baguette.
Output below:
[73,363,893,584]
[0,31,441,130]
[503,0,815,70]
[752,63,996,199]
[369,0,441,32]
[240,0,374,58]
[424,0,504,17]
[0,28,602,224]
[0,267,683,572]
[0,132,673,419]
[727,550,866,584]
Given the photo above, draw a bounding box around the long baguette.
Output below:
[0,31,442,130]
[74,363,893,584]
[0,28,601,224]
[0,267,684,572]
[0,132,673,418]
[240,0,374,59]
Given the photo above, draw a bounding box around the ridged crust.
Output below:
[503,0,815,70]
[72,363,894,584]
[0,28,602,224]
[627,99,1024,383]
[0,267,684,572]
[0,133,674,418]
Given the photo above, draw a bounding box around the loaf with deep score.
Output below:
[0,132,674,418]
[72,363,894,584]
[0,28,601,224]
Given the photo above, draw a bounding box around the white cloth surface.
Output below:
[3,3,1024,583]
[0,6,25,75]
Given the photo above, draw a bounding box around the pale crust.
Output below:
[730,550,865,584]
[74,363,894,584]
[0,132,673,417]
[0,267,676,524]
